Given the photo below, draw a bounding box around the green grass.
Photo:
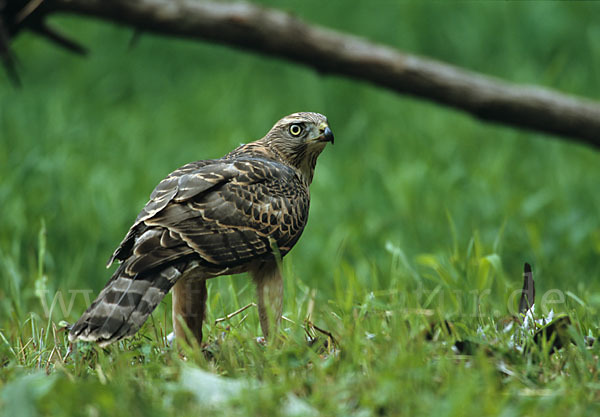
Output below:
[2,1,600,416]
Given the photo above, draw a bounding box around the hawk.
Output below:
[69,112,333,347]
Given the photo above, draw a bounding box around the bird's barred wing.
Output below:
[106,159,218,267]
[110,157,309,275]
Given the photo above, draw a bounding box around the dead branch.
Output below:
[11,0,600,147]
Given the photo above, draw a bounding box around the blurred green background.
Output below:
[1,1,600,335]
[2,2,600,416]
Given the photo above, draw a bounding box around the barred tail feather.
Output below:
[69,261,187,347]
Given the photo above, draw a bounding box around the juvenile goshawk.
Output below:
[69,112,333,347]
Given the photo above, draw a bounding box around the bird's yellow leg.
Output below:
[172,278,207,346]
[252,260,283,341]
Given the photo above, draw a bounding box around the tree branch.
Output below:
[33,0,600,147]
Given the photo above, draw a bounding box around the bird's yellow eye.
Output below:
[289,124,303,136]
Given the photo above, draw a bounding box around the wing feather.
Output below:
[109,157,309,274]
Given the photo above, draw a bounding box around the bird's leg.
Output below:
[251,260,283,340]
[172,277,207,346]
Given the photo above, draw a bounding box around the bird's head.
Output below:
[264,112,334,183]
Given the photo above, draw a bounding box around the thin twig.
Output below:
[305,319,338,351]
[215,302,256,324]
[18,337,33,362]
[45,346,56,373]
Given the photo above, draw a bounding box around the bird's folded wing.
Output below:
[108,158,309,274]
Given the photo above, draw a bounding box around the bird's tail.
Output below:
[69,260,188,347]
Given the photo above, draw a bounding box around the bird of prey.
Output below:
[69,112,334,347]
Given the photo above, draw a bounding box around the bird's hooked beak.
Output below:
[317,122,334,144]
